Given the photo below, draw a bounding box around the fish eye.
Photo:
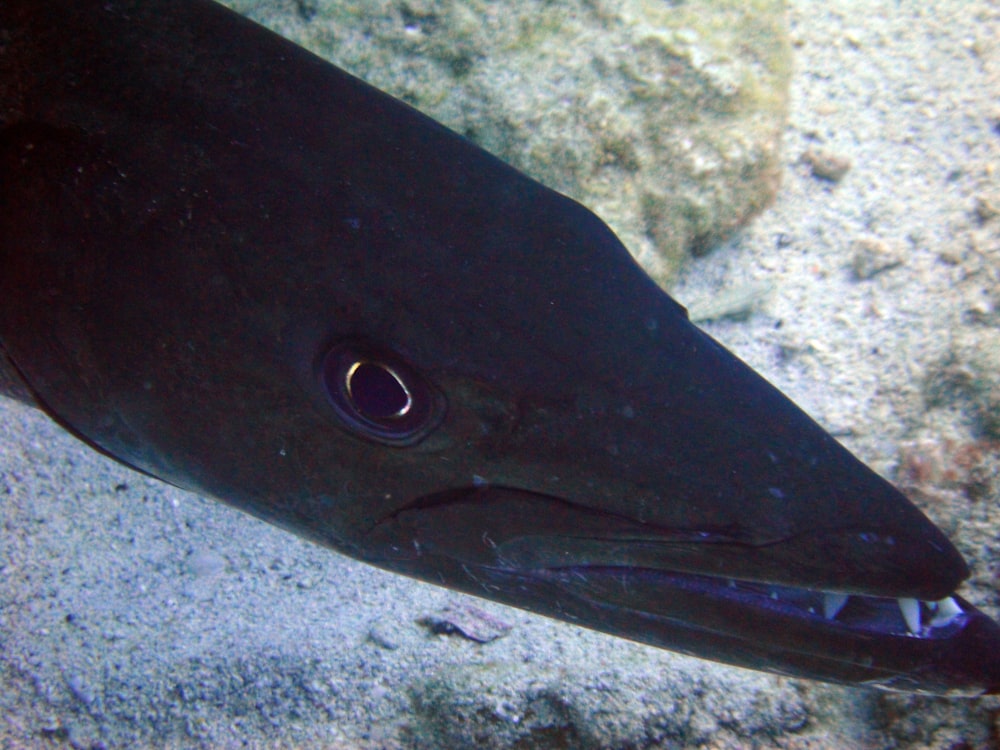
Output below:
[320,342,444,446]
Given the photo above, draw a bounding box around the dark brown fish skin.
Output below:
[1,0,997,694]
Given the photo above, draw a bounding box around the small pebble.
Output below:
[185,549,226,579]
[974,194,999,223]
[686,281,773,322]
[802,148,852,182]
[368,624,401,650]
[850,237,902,280]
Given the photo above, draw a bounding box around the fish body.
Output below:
[1,0,998,694]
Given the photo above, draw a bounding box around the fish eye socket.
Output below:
[321,342,443,446]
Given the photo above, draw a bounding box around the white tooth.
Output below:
[823,592,849,620]
[929,596,962,628]
[898,597,921,634]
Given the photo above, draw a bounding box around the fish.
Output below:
[1,0,998,695]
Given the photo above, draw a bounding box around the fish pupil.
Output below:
[346,361,411,419]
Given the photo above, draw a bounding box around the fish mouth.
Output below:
[539,565,966,641]
[365,485,1000,695]
[533,565,967,674]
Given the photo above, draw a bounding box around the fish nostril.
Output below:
[320,341,444,446]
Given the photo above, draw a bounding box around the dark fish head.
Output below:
[300,184,997,695]
[272,177,995,695]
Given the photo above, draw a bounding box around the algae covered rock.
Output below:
[223,0,791,285]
